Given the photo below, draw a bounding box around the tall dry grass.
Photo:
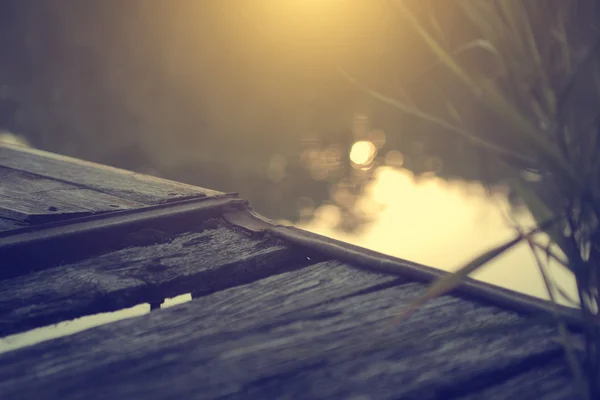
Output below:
[342,1,600,398]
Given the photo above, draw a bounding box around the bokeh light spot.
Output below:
[384,150,404,168]
[350,140,377,166]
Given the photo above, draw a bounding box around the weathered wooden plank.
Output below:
[0,197,247,280]
[0,223,317,336]
[0,166,145,224]
[0,144,221,204]
[457,360,576,400]
[226,210,586,329]
[0,261,572,400]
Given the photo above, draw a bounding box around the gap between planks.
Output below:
[0,261,574,400]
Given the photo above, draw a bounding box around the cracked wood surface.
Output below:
[0,144,221,206]
[0,144,224,233]
[0,197,248,280]
[0,221,316,336]
[0,166,145,225]
[0,261,575,400]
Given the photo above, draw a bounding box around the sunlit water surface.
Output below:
[298,166,578,306]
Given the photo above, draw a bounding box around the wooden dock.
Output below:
[0,143,583,399]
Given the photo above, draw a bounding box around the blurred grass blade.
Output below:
[338,67,534,167]
[522,227,590,400]
[394,0,581,188]
[556,285,581,308]
[411,39,500,85]
[531,239,569,268]
[508,183,585,305]
[460,1,510,54]
[510,178,571,258]
[497,0,554,112]
[393,0,482,93]
[555,38,600,120]
[388,219,557,326]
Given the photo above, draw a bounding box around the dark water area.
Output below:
[0,0,518,230]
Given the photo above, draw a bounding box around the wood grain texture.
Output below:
[0,261,573,400]
[0,223,315,336]
[0,144,221,204]
[457,359,576,400]
[0,166,144,224]
[0,218,25,232]
[0,197,247,280]
[226,210,586,329]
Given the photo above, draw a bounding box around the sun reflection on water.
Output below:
[298,165,579,306]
